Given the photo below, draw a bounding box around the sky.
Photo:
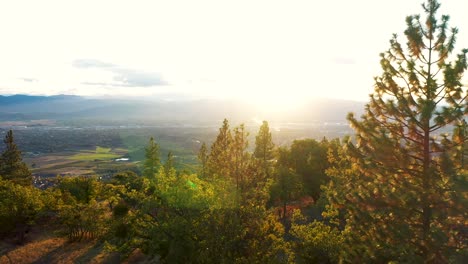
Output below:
[0,0,467,108]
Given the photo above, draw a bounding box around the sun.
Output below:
[247,91,307,113]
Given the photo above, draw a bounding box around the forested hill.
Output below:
[0,94,365,123]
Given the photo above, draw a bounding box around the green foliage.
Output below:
[163,151,175,177]
[0,61,465,264]
[55,175,110,241]
[290,210,344,263]
[286,139,329,201]
[198,206,288,264]
[254,120,275,178]
[113,200,130,218]
[451,119,468,170]
[0,179,44,238]
[109,171,149,210]
[143,171,286,263]
[40,187,65,212]
[143,137,161,179]
[57,176,102,204]
[129,171,216,261]
[207,118,233,178]
[270,157,303,219]
[231,124,250,191]
[105,171,151,254]
[197,142,208,178]
[0,130,32,186]
[111,171,147,194]
[326,0,467,262]
[59,201,107,241]
[195,121,288,262]
[104,120,290,263]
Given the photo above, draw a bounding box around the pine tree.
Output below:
[207,119,232,178]
[197,142,208,178]
[143,137,161,179]
[163,151,174,176]
[326,0,467,262]
[254,121,275,178]
[0,130,32,186]
[289,139,329,202]
[451,119,467,169]
[271,147,303,220]
[231,124,249,191]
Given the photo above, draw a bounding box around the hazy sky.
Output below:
[0,0,467,107]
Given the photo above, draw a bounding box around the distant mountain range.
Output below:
[0,94,80,105]
[0,94,365,124]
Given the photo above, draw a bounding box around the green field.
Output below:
[69,146,121,161]
[95,146,112,153]
[69,153,120,161]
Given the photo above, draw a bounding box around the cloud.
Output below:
[72,59,115,69]
[81,82,113,86]
[111,68,167,87]
[331,57,357,65]
[19,77,38,82]
[73,59,167,87]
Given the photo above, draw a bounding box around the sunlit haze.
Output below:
[1,0,467,110]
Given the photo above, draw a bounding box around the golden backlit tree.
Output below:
[326,0,467,262]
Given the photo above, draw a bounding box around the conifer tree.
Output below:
[197,142,208,178]
[327,0,467,262]
[254,121,275,178]
[0,130,32,186]
[143,137,161,179]
[452,119,467,169]
[207,119,232,177]
[232,124,249,191]
[271,147,303,220]
[290,139,328,202]
[163,151,174,176]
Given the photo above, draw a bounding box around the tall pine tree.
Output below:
[207,119,232,178]
[254,121,275,178]
[0,130,32,186]
[326,0,467,262]
[197,142,208,178]
[231,124,249,191]
[163,151,174,176]
[143,137,161,179]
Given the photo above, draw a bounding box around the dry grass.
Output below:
[0,225,115,264]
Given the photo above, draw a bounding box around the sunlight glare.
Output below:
[247,90,307,113]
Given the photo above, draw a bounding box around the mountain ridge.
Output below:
[0,94,365,123]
